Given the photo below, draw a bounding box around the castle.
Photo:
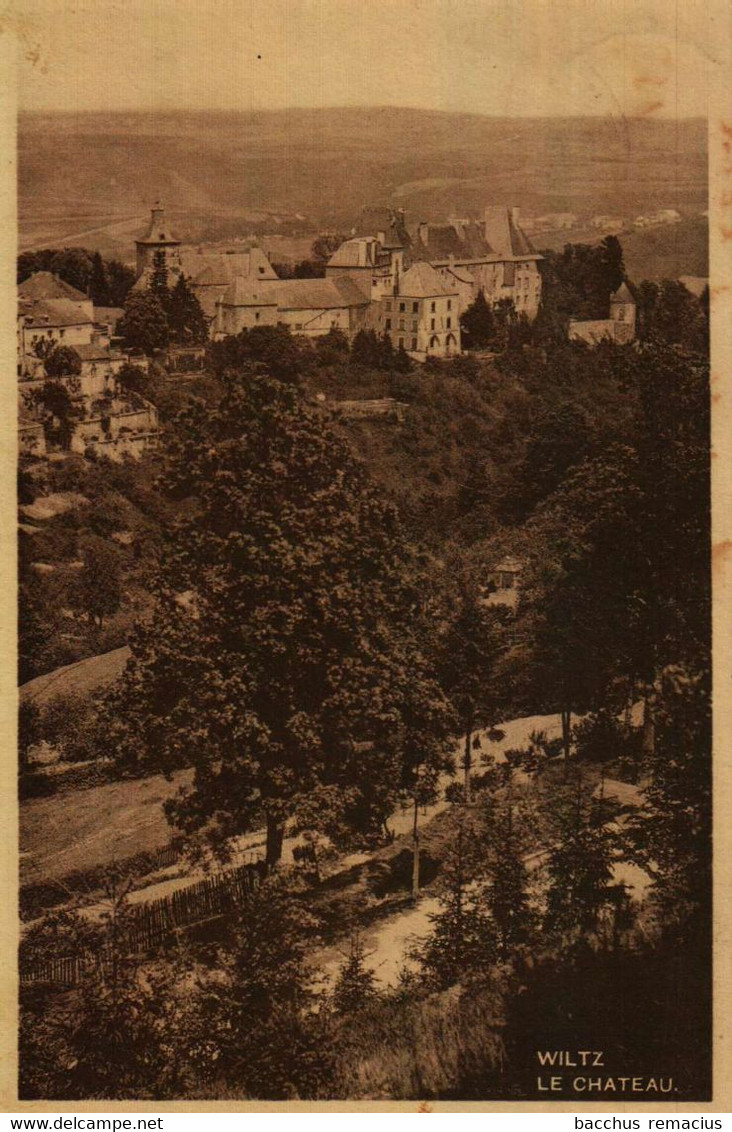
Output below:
[133,201,543,360]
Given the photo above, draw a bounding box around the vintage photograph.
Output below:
[16,0,713,1104]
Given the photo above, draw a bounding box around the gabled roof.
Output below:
[19,298,93,327]
[18,272,88,302]
[180,247,278,285]
[399,261,456,298]
[271,276,370,310]
[611,282,635,303]
[220,277,279,307]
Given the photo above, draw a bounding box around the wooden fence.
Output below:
[20,860,267,987]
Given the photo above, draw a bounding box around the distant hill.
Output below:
[19,109,707,256]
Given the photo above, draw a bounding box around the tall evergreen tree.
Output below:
[88,251,111,305]
[482,801,534,960]
[167,274,208,344]
[415,818,495,989]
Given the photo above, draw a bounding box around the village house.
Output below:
[568,282,637,346]
[18,271,158,462]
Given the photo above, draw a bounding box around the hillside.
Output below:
[19,110,707,255]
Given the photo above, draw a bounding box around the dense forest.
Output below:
[19,239,711,1101]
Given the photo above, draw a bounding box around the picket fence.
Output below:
[20,859,267,988]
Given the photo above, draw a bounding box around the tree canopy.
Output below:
[104,370,454,863]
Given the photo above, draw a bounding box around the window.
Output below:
[259,266,265,274]
[398,337,405,348]
[385,300,392,312]
[385,318,392,330]
[412,302,418,313]
[447,299,452,310]
[411,337,417,350]
[255,311,260,321]
[412,320,418,331]
[430,301,436,312]
[399,318,405,331]
[446,317,451,329]
[399,302,406,312]
[430,318,435,330]
[617,307,626,320]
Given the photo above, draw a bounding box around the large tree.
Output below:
[105,371,452,864]
[118,291,169,355]
[167,274,208,345]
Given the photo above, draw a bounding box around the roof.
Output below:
[445,265,476,285]
[408,222,492,263]
[568,319,617,344]
[354,207,410,249]
[220,277,279,307]
[74,343,114,361]
[327,238,380,269]
[136,202,181,247]
[491,556,523,573]
[483,207,537,259]
[93,306,124,323]
[18,272,89,302]
[180,247,278,285]
[611,282,635,303]
[399,261,455,298]
[270,276,370,310]
[19,298,93,328]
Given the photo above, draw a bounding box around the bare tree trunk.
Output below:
[265,813,284,868]
[642,693,655,756]
[561,708,572,760]
[411,794,420,899]
[623,680,634,735]
[463,725,472,804]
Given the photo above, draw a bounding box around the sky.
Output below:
[13,0,715,118]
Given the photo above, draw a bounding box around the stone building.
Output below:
[133,202,278,325]
[18,271,158,462]
[330,205,543,321]
[568,282,637,345]
[375,262,460,358]
[213,276,370,339]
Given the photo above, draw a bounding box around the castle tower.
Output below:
[610,281,636,342]
[135,201,181,279]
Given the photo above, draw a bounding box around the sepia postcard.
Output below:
[3,0,731,1112]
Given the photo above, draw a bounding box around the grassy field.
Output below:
[20,767,192,887]
[20,647,131,708]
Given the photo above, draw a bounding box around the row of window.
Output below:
[384,299,452,314]
[385,317,452,331]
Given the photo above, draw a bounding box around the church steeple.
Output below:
[135,201,181,278]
